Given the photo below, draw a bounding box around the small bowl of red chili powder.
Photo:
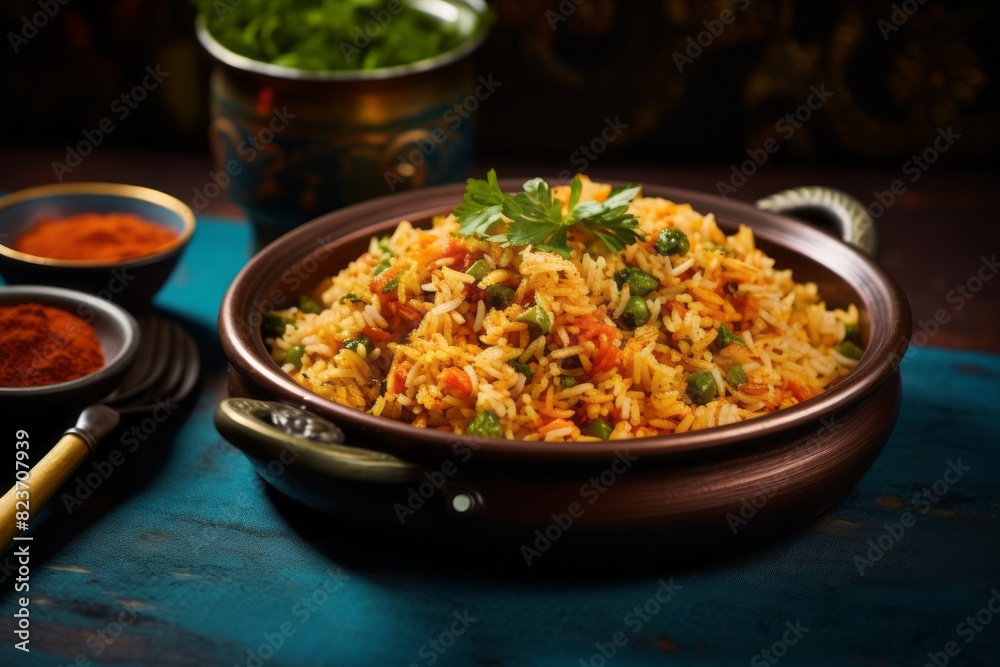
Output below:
[0,285,140,410]
[0,183,195,310]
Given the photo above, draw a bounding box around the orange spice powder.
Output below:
[14,212,179,262]
[0,303,104,388]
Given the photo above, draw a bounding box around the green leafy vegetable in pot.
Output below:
[195,0,491,71]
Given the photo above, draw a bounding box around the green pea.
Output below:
[583,418,613,440]
[716,323,746,348]
[561,376,576,388]
[837,340,864,360]
[343,334,374,355]
[284,344,306,370]
[613,267,659,297]
[264,311,296,337]
[655,228,690,256]
[620,295,651,329]
[508,361,534,378]
[297,294,323,314]
[465,410,503,438]
[686,371,717,405]
[517,305,552,337]
[725,363,748,388]
[485,284,514,310]
[466,259,491,282]
[378,236,394,255]
[372,258,392,276]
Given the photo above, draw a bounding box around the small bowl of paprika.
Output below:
[0,285,140,412]
[0,182,195,310]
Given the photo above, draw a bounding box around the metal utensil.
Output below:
[0,317,200,548]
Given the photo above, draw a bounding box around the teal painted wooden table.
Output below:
[1,216,998,667]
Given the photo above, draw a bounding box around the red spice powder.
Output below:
[0,303,104,388]
[14,212,179,262]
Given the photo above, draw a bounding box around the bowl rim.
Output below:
[0,182,196,268]
[219,180,912,462]
[0,284,140,397]
[194,0,491,83]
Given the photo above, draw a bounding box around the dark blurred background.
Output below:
[1,0,996,167]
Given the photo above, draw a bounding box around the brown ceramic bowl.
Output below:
[0,183,195,311]
[216,182,910,554]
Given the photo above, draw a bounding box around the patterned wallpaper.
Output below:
[2,0,994,164]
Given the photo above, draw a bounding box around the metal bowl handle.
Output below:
[214,398,482,517]
[755,186,878,258]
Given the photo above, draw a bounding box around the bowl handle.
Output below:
[214,398,482,517]
[755,186,878,258]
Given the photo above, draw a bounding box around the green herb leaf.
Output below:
[716,323,746,348]
[508,361,534,378]
[453,171,644,256]
[453,169,505,238]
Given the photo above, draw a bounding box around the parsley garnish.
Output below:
[453,169,644,257]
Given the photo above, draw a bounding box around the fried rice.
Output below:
[267,177,861,441]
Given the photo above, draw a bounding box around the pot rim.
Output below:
[194,0,491,83]
[219,180,912,462]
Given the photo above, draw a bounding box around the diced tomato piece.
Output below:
[439,367,473,398]
[785,380,812,402]
[362,326,391,341]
